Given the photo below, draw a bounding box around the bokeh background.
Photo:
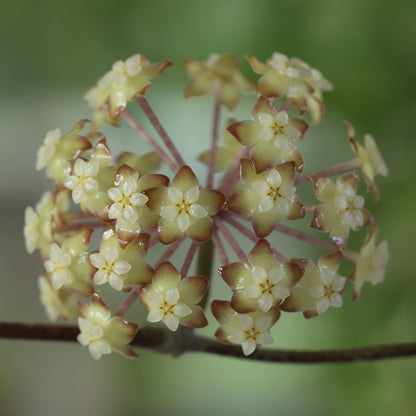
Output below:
[0,0,415,415]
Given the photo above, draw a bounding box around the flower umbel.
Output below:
[26,51,388,360]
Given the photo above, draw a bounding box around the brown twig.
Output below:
[1,322,415,364]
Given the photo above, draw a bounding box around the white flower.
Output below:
[257,111,301,145]
[334,183,365,229]
[77,317,112,360]
[90,245,131,291]
[36,129,61,171]
[227,315,274,356]
[38,276,60,321]
[246,265,291,312]
[253,169,296,214]
[146,288,192,331]
[269,52,312,79]
[24,207,40,254]
[310,267,346,315]
[367,240,389,285]
[108,177,148,224]
[64,159,100,204]
[44,243,73,290]
[160,186,208,232]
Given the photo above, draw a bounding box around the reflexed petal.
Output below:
[185,216,213,242]
[178,275,209,305]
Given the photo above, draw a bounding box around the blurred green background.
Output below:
[0,0,415,415]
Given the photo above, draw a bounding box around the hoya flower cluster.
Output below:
[25,52,389,359]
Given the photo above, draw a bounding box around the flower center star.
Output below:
[161,186,208,232]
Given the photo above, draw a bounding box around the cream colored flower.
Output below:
[281,253,346,318]
[108,177,149,225]
[78,293,139,359]
[44,243,73,290]
[36,129,61,171]
[211,300,280,356]
[310,172,372,250]
[160,186,208,233]
[351,226,389,299]
[140,262,208,331]
[64,159,100,204]
[90,245,131,291]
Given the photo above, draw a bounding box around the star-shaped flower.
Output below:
[219,239,303,312]
[43,228,94,295]
[24,191,70,256]
[211,300,280,356]
[85,54,172,127]
[310,172,373,250]
[349,226,389,300]
[347,123,388,198]
[146,165,225,243]
[227,96,308,172]
[78,293,139,359]
[140,262,208,331]
[38,275,80,321]
[184,54,255,111]
[35,121,92,185]
[281,253,346,318]
[90,226,153,291]
[64,158,100,204]
[226,159,304,237]
[247,52,332,123]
